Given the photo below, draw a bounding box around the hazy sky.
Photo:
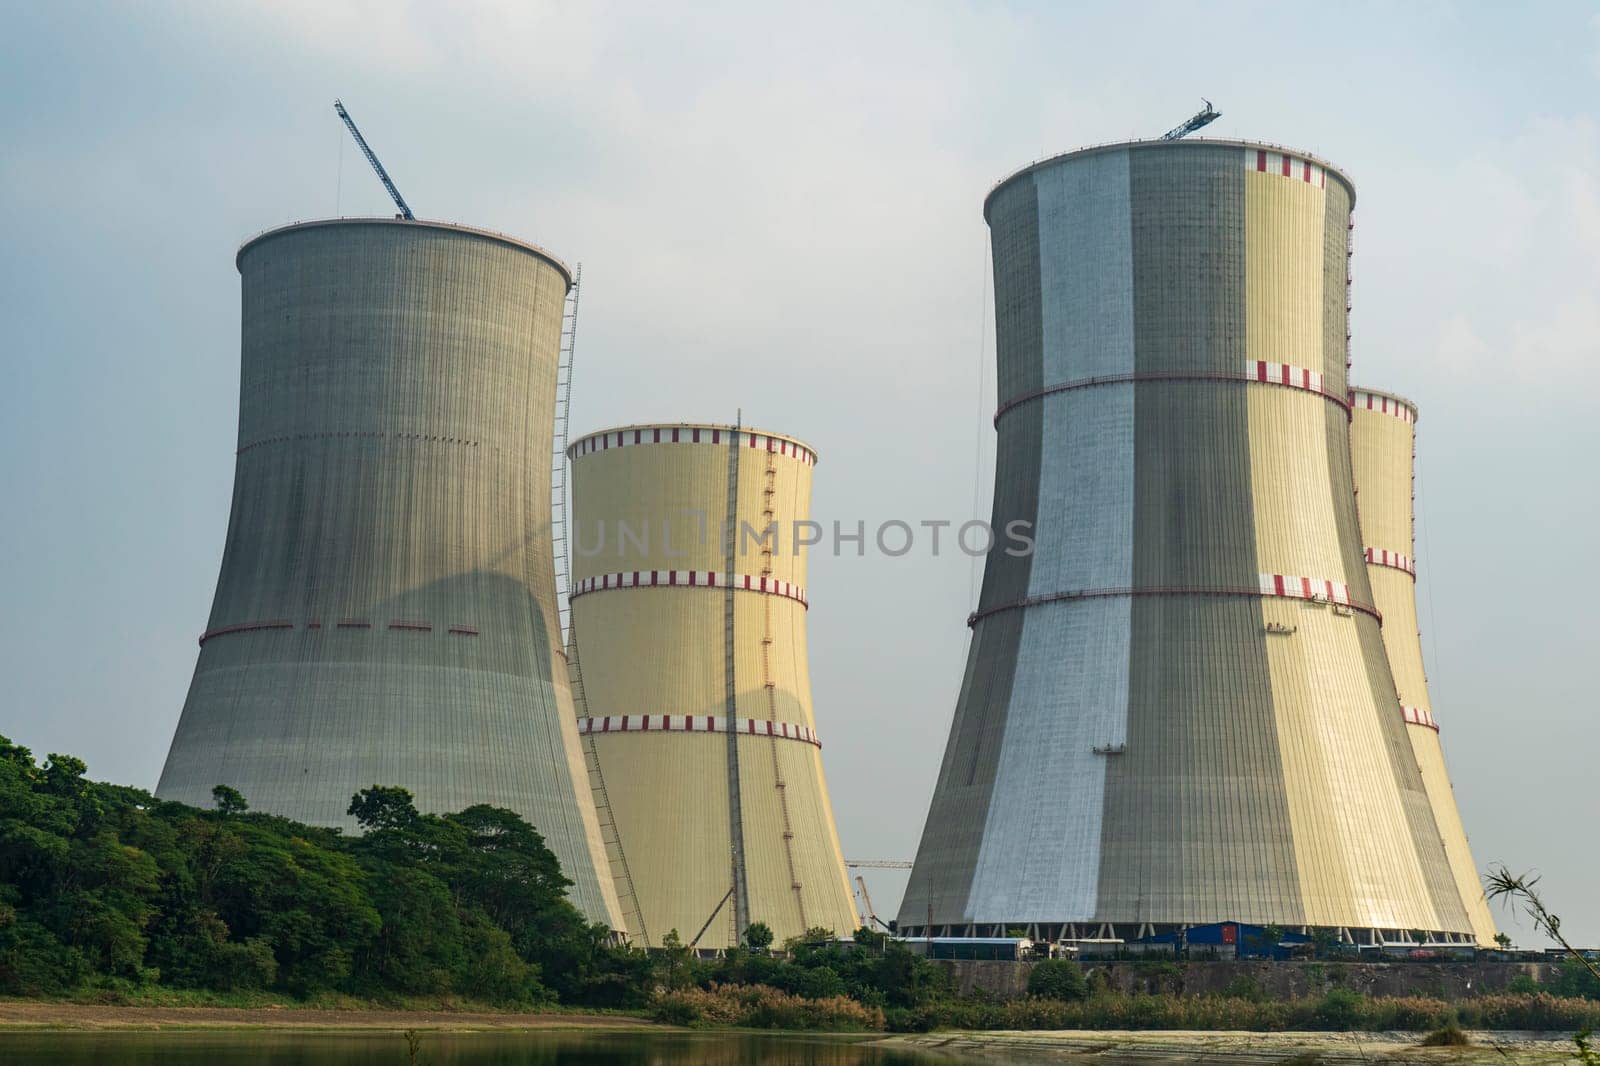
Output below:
[3,1,1596,947]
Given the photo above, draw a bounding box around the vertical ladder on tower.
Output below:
[759,451,807,930]
[723,423,752,946]
[552,265,581,645]
[551,266,649,946]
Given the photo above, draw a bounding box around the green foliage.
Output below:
[1419,1020,1471,1046]
[1553,957,1600,1000]
[743,921,774,951]
[1027,958,1088,1001]
[1576,1028,1600,1066]
[1315,987,1365,1028]
[211,785,248,816]
[1221,974,1269,1002]
[0,736,618,1006]
[1506,972,1540,995]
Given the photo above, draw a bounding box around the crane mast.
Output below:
[334,99,415,220]
[1161,99,1221,140]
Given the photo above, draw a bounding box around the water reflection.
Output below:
[0,1030,976,1065]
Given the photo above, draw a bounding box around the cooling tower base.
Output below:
[898,922,1479,947]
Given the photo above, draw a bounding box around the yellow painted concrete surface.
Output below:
[568,427,856,948]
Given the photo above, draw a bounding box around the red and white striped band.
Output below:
[1246,148,1328,189]
[1364,547,1416,576]
[1258,573,1351,605]
[579,715,821,749]
[1349,389,1417,424]
[1402,705,1439,732]
[570,570,808,607]
[966,579,1381,626]
[1250,360,1325,395]
[569,426,816,466]
[993,367,1349,424]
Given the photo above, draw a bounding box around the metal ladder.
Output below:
[724,425,751,945]
[551,267,649,945]
[760,452,807,930]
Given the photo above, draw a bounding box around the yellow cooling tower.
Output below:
[566,424,858,949]
[1350,388,1498,945]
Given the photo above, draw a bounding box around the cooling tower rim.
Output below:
[569,422,818,464]
[235,217,574,286]
[1350,384,1421,422]
[983,138,1356,221]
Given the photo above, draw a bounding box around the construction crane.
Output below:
[334,99,415,220]
[845,859,912,869]
[1161,99,1221,141]
[855,876,891,932]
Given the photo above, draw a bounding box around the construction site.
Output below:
[156,100,1505,958]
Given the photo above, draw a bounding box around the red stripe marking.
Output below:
[1257,149,1267,172]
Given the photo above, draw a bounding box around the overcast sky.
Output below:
[3,1,1596,947]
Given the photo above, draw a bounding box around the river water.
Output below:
[0,1030,1000,1065]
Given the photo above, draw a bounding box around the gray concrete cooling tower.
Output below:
[898,141,1473,946]
[156,218,622,929]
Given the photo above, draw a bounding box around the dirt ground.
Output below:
[0,999,654,1031]
[879,1028,1591,1064]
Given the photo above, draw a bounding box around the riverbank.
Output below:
[880,1029,1588,1064]
[0,999,656,1031]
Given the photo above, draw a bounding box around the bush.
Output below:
[792,965,846,1000]
[1506,972,1541,995]
[1221,974,1268,1002]
[1314,987,1365,1029]
[1553,958,1600,1000]
[1419,1021,1471,1047]
[652,984,884,1031]
[1028,958,1088,1001]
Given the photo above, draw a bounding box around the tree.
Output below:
[211,785,248,816]
[657,929,695,991]
[1493,932,1512,950]
[1027,958,1088,1001]
[348,786,419,833]
[744,921,774,951]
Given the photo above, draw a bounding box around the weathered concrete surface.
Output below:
[935,959,1556,1001]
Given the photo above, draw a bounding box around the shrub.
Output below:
[1506,972,1541,995]
[1028,959,1088,1001]
[792,965,846,1000]
[1222,974,1269,1002]
[651,984,884,1031]
[1419,1021,1471,1047]
[1553,958,1600,1000]
[1314,987,1365,1029]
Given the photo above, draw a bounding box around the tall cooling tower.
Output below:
[567,424,858,948]
[1349,387,1496,945]
[899,141,1474,944]
[157,219,622,929]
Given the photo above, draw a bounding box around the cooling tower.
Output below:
[157,218,622,929]
[899,141,1475,944]
[566,424,858,948]
[1349,387,1497,945]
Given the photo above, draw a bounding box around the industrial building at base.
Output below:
[1349,387,1499,945]
[566,424,859,949]
[155,218,623,930]
[899,138,1482,946]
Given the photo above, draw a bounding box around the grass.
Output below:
[1419,1022,1472,1047]
[4,985,650,1017]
